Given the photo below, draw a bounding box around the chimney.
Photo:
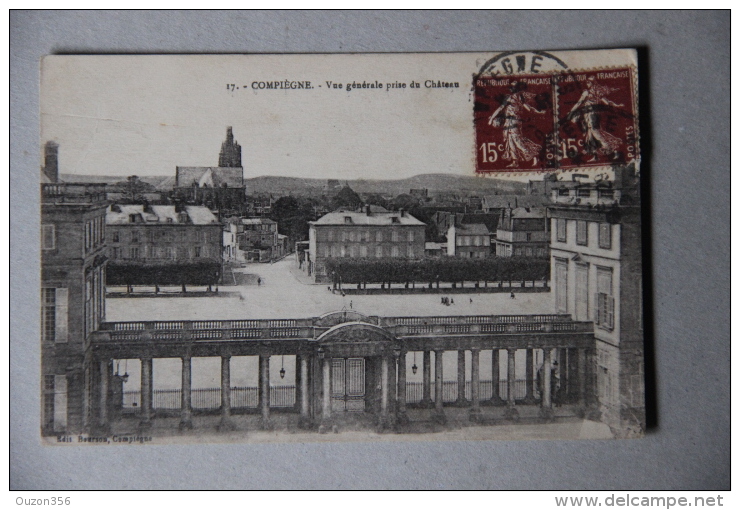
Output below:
[400,208,406,217]
[366,205,371,216]
[43,141,59,183]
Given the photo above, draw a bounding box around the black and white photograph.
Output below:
[39,50,646,444]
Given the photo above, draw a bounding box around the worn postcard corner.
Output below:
[39,50,644,445]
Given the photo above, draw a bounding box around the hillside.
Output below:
[60,173,528,196]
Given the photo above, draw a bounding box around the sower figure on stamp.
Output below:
[568,76,624,162]
[488,81,546,168]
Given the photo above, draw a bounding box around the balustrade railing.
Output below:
[97,313,592,345]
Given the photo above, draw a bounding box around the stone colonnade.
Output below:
[93,346,592,432]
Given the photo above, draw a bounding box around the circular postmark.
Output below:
[477,51,569,77]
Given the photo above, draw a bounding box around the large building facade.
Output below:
[41,182,109,434]
[495,207,549,258]
[548,165,644,436]
[308,207,426,282]
[106,204,223,287]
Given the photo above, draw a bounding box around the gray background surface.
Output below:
[10,11,730,490]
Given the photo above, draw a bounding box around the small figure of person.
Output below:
[350,300,353,309]
[488,81,547,168]
[257,277,262,286]
[469,298,473,304]
[567,76,625,162]
[328,286,332,292]
[450,298,454,305]
[510,291,516,299]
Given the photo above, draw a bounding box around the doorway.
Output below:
[331,358,366,412]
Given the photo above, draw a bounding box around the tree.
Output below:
[116,175,155,203]
[332,185,362,210]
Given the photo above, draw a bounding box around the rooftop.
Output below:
[175,166,244,188]
[310,210,426,227]
[106,204,218,225]
[456,223,490,235]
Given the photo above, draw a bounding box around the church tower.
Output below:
[218,126,242,168]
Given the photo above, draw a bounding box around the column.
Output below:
[321,357,332,424]
[259,354,271,429]
[578,348,587,405]
[218,355,234,431]
[396,351,409,424]
[294,354,302,413]
[433,350,446,424]
[524,348,537,404]
[490,349,504,405]
[469,349,482,421]
[539,348,554,420]
[421,350,432,407]
[298,355,311,427]
[98,359,109,431]
[380,356,389,427]
[179,356,193,430]
[139,357,152,429]
[455,350,468,406]
[504,348,519,420]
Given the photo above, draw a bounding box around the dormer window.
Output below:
[391,217,400,223]
[344,216,352,224]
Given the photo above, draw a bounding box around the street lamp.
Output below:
[412,351,418,375]
[279,355,286,379]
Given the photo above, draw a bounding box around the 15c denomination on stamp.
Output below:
[474,52,639,174]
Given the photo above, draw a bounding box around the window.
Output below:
[576,220,588,246]
[349,231,355,242]
[110,247,119,259]
[131,230,140,243]
[130,247,139,259]
[391,246,400,257]
[112,230,119,243]
[598,223,612,249]
[328,230,334,241]
[165,247,174,259]
[42,224,55,250]
[349,246,356,257]
[407,246,414,258]
[525,233,532,242]
[344,216,352,224]
[359,246,368,257]
[194,247,202,257]
[391,217,400,224]
[43,375,55,428]
[556,218,567,242]
[41,288,67,343]
[392,231,399,242]
[323,246,330,258]
[599,189,614,199]
[375,246,383,258]
[364,231,370,242]
[408,231,415,242]
[41,288,56,342]
[375,231,382,242]
[555,260,568,313]
[595,267,615,330]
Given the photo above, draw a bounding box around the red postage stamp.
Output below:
[474,66,638,174]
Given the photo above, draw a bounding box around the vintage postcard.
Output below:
[39,50,644,445]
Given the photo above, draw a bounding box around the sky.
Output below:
[40,52,635,184]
